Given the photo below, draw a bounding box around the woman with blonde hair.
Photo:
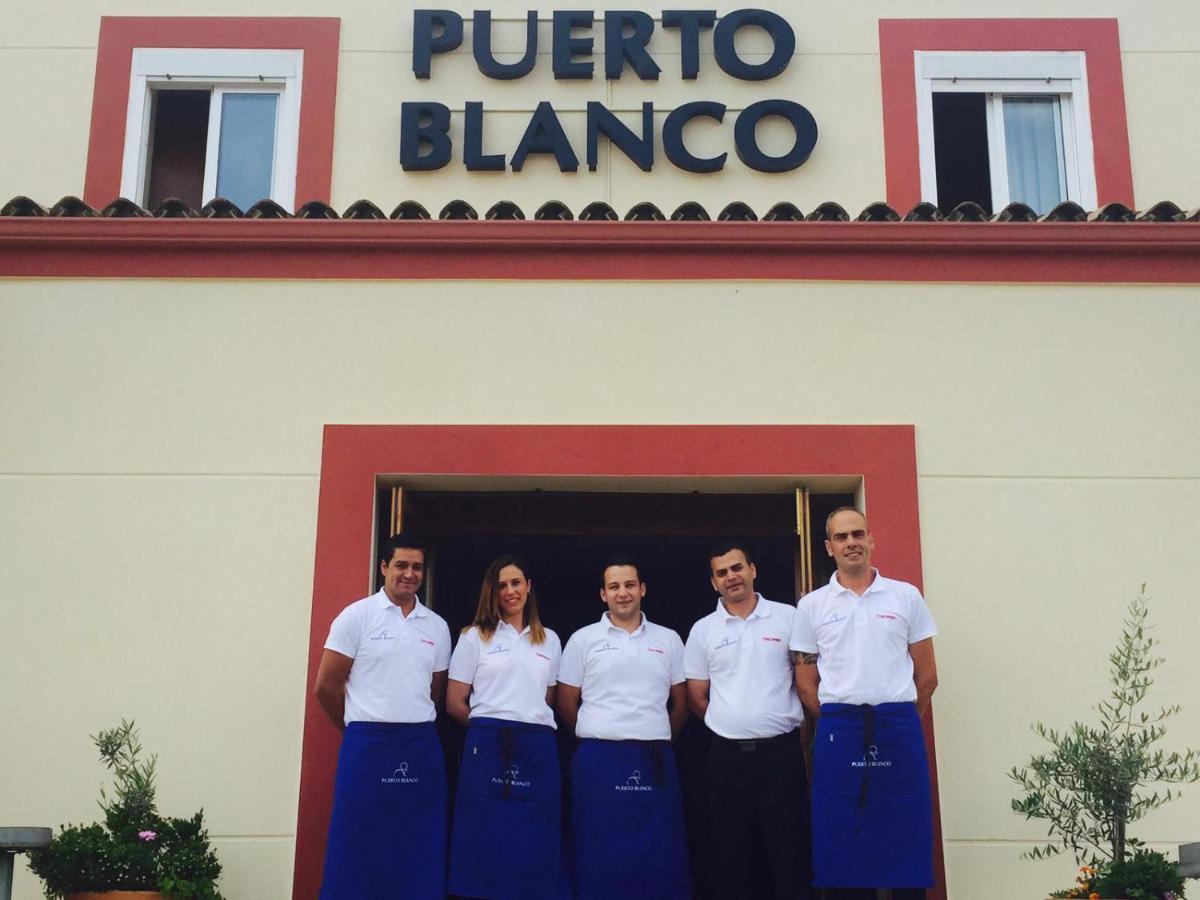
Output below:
[446,554,562,899]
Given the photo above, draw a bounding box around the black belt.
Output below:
[713,729,797,752]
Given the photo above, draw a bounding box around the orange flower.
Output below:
[1089,893,1101,899]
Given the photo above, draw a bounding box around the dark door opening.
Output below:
[374,487,853,898]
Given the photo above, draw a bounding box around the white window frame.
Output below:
[914,50,1097,211]
[120,48,303,212]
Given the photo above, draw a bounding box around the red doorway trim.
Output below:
[294,424,946,900]
[83,16,340,209]
[879,18,1134,212]
[3,219,1199,283]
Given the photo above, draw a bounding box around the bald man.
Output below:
[791,508,938,900]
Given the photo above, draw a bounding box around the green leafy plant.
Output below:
[1009,587,1199,899]
[1094,848,1186,900]
[28,720,223,899]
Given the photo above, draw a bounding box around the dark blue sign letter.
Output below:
[400,102,452,170]
[663,101,726,172]
[713,9,793,81]
[553,10,595,79]
[733,99,818,172]
[511,102,580,171]
[604,11,661,80]
[412,10,463,79]
[474,10,538,79]
[464,101,506,170]
[587,102,653,171]
[662,10,716,80]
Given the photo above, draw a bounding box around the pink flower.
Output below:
[137,830,157,841]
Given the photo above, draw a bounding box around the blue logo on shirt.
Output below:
[486,645,510,656]
[820,613,847,627]
[369,629,397,641]
[592,642,619,654]
[715,636,739,651]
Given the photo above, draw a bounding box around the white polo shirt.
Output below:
[324,590,452,725]
[790,570,938,706]
[683,594,804,739]
[448,621,562,729]
[558,613,685,741]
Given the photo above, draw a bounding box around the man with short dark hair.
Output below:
[684,541,812,900]
[557,556,690,899]
[791,508,939,900]
[313,534,451,899]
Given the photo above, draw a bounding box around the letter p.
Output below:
[413,10,464,78]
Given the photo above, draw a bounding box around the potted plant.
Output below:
[1009,587,1200,899]
[28,720,223,900]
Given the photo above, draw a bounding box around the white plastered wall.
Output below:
[1,0,1199,210]
[1,277,1199,899]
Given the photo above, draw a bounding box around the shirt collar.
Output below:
[497,618,530,637]
[829,569,881,597]
[602,611,646,636]
[717,592,769,621]
[374,590,427,618]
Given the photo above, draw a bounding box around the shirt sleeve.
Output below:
[906,587,939,644]
[545,631,562,687]
[683,620,709,680]
[433,618,452,672]
[557,631,584,687]
[323,605,360,659]
[448,628,479,684]
[789,598,818,653]
[668,630,686,685]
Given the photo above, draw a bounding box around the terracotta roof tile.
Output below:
[5,196,1200,224]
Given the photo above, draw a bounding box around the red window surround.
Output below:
[879,18,1134,212]
[293,424,947,900]
[83,16,340,208]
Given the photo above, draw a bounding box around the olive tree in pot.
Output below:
[1009,587,1200,900]
[27,720,223,900]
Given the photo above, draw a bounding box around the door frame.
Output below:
[293,424,943,899]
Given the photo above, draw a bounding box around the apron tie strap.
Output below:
[500,727,514,799]
[855,704,876,835]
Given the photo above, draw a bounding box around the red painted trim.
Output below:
[83,16,340,208]
[2,219,1199,283]
[293,425,945,900]
[879,18,1134,212]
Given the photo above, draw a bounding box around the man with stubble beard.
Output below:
[684,541,812,900]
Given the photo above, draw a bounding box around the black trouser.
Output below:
[705,729,812,900]
[822,891,926,900]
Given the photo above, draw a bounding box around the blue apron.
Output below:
[449,717,562,900]
[569,739,690,900]
[811,702,933,888]
[320,721,447,900]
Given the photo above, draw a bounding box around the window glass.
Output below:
[1003,96,1066,214]
[215,92,279,210]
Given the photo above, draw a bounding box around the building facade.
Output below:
[2,2,1199,899]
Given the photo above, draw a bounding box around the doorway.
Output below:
[375,485,853,899]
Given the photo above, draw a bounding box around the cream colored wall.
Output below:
[2,277,1199,900]
[1,1,1199,210]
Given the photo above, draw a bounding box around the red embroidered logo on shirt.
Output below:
[535,652,551,661]
[647,647,665,654]
[419,638,435,646]
[762,636,782,642]
[876,614,897,620]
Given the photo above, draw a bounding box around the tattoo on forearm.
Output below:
[791,650,819,666]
